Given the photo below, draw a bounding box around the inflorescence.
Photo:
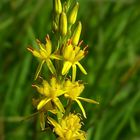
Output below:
[28,0,99,139]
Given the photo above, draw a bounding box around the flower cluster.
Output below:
[48,114,86,140]
[28,0,99,139]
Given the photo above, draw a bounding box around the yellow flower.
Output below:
[27,35,62,80]
[32,77,66,113]
[32,98,57,130]
[64,80,99,118]
[62,40,88,82]
[48,114,86,140]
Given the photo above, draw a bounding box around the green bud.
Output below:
[71,21,82,45]
[69,2,79,24]
[52,21,58,32]
[59,12,67,36]
[54,0,62,14]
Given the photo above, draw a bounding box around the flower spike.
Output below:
[28,0,99,138]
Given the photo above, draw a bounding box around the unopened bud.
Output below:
[69,2,79,24]
[52,21,58,31]
[71,21,82,45]
[54,0,62,14]
[59,12,67,36]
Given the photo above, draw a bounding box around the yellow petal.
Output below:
[62,61,72,75]
[27,47,41,58]
[48,109,57,114]
[63,44,73,60]
[42,80,50,87]
[40,112,45,130]
[53,98,65,113]
[36,39,46,50]
[45,35,52,55]
[37,98,51,110]
[72,64,77,82]
[46,59,56,74]
[50,77,57,87]
[66,130,72,139]
[32,84,44,95]
[34,60,45,80]
[47,116,60,128]
[54,127,64,138]
[76,62,87,75]
[50,54,62,60]
[47,117,64,137]
[42,80,50,96]
[75,99,86,118]
[74,46,80,54]
[55,89,67,97]
[75,50,85,61]
[77,97,99,104]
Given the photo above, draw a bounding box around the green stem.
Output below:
[64,99,72,117]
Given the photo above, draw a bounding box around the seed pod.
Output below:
[59,12,67,36]
[69,2,79,25]
[71,21,82,45]
[54,0,62,14]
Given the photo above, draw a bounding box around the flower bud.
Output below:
[71,21,82,45]
[52,21,58,32]
[69,2,79,24]
[59,12,67,36]
[54,0,62,14]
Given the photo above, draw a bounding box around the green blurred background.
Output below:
[0,0,140,140]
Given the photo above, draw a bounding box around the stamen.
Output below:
[83,45,88,51]
[78,40,83,47]
[46,34,50,40]
[27,47,33,52]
